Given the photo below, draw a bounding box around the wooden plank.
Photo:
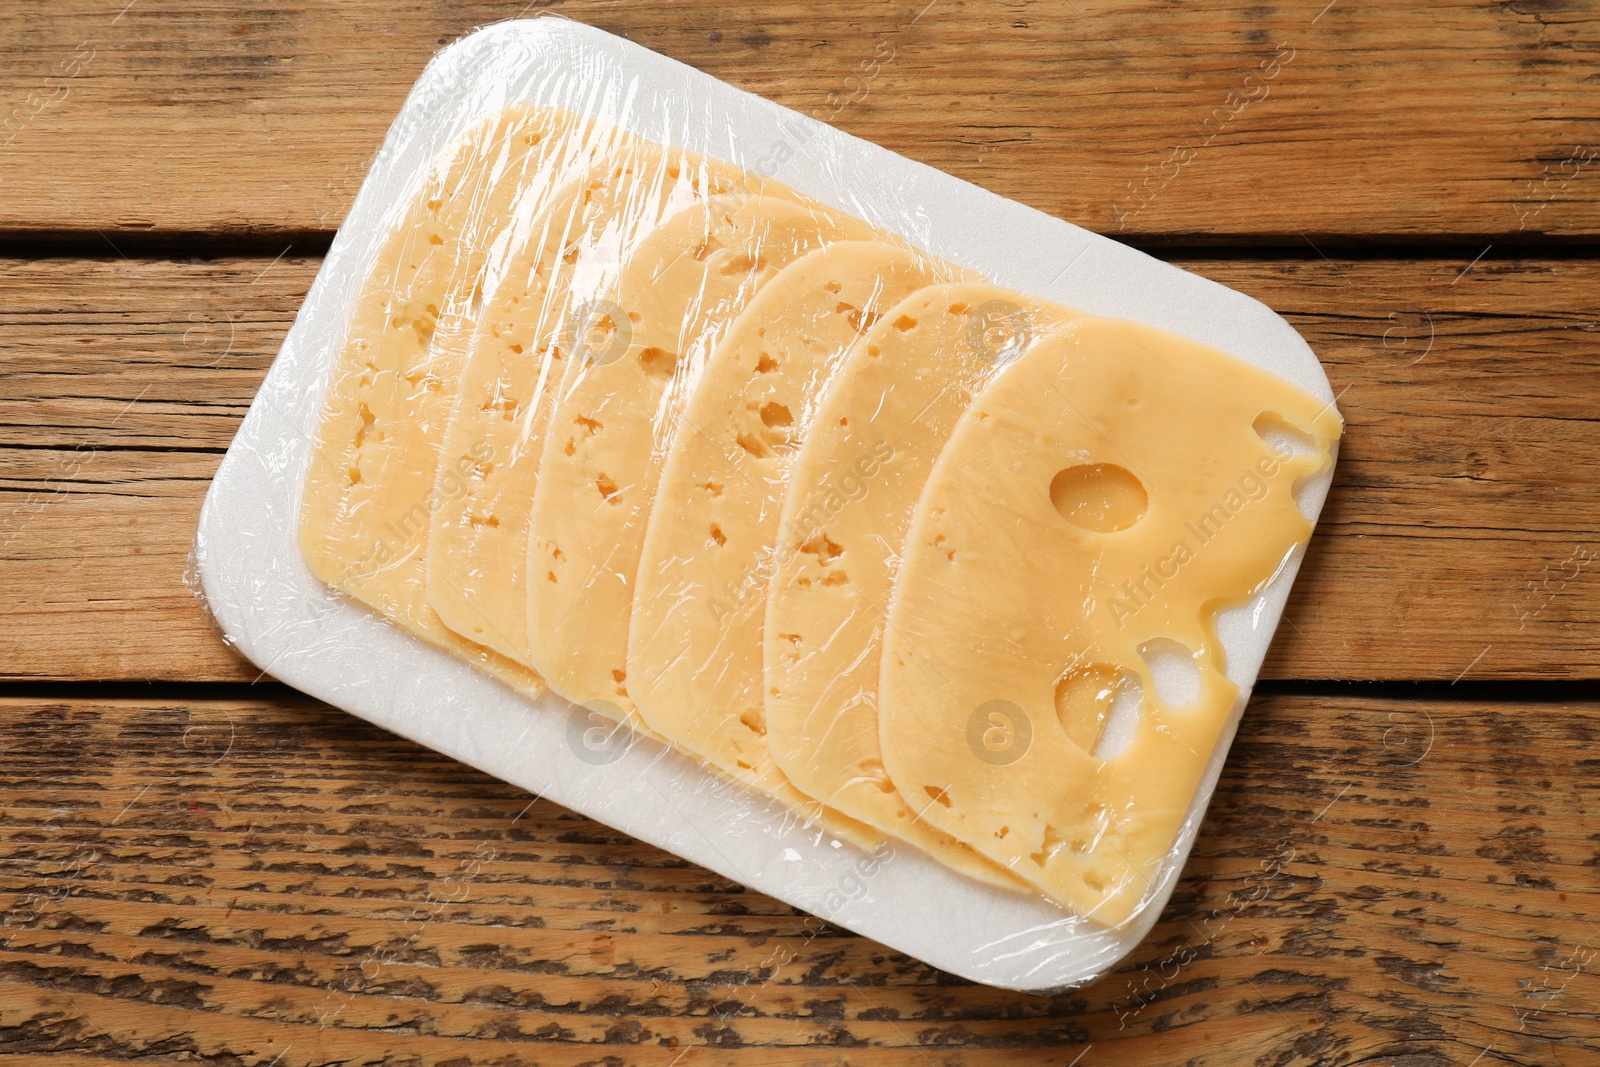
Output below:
[0,693,1593,1063]
[6,253,1598,682]
[2,1,1599,241]
[1209,256,1600,683]
[0,255,297,683]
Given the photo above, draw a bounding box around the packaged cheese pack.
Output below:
[196,17,1342,990]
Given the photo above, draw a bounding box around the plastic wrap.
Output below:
[195,17,1342,991]
[763,283,1084,891]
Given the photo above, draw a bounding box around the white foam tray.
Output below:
[196,16,1339,992]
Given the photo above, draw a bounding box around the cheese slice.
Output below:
[763,282,1072,890]
[877,315,1341,924]
[525,195,882,714]
[627,243,960,825]
[300,106,621,693]
[426,144,795,665]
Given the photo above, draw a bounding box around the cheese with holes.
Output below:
[763,282,1075,891]
[627,242,963,827]
[300,106,618,693]
[525,195,882,716]
[427,144,799,665]
[295,100,1342,928]
[877,314,1341,924]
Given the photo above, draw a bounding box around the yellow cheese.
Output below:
[525,195,881,714]
[627,242,960,826]
[299,106,1339,917]
[299,106,621,693]
[426,144,790,665]
[877,314,1341,924]
[763,283,1071,891]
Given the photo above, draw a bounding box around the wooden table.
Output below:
[3,2,1596,1063]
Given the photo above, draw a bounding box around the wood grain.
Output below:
[2,1,1599,242]
[4,2,1595,1063]
[5,254,1598,683]
[0,693,1594,1064]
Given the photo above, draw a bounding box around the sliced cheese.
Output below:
[878,314,1341,924]
[300,106,622,693]
[525,195,881,713]
[427,144,793,664]
[763,282,1072,891]
[627,242,959,825]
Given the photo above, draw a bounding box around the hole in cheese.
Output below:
[1139,638,1201,707]
[736,431,772,459]
[353,403,376,450]
[1253,412,1322,520]
[596,473,620,503]
[736,402,798,458]
[893,314,918,332]
[855,757,890,786]
[479,392,518,419]
[1053,663,1131,755]
[709,523,726,547]
[1094,675,1143,761]
[1049,463,1148,533]
[755,353,778,373]
[831,302,881,333]
[638,347,678,378]
[800,532,843,561]
[579,311,621,353]
[1030,823,1065,866]
[1252,411,1315,456]
[718,252,764,276]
